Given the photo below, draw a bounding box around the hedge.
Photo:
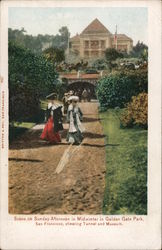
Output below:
[96,69,147,110]
[9,41,58,122]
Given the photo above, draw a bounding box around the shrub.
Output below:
[43,47,65,65]
[92,59,107,70]
[9,41,58,122]
[120,92,148,128]
[104,48,123,70]
[9,83,41,122]
[96,68,147,109]
[105,48,123,61]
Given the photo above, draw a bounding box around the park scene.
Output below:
[9,8,148,215]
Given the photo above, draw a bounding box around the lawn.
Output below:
[12,122,36,129]
[9,122,36,142]
[100,109,147,215]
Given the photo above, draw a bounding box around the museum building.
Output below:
[70,18,133,59]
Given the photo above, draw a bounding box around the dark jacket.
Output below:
[46,106,63,133]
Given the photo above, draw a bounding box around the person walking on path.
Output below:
[66,95,85,145]
[62,93,69,114]
[82,88,88,102]
[40,93,63,144]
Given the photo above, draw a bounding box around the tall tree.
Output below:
[43,47,65,65]
[105,48,123,70]
[58,26,70,49]
[9,26,70,53]
[131,41,148,59]
[9,41,59,121]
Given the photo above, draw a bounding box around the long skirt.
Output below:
[40,116,61,143]
[66,129,83,145]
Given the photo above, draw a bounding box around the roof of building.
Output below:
[111,34,133,41]
[70,19,133,42]
[81,18,111,35]
[70,33,80,41]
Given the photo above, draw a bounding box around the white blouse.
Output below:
[48,102,58,116]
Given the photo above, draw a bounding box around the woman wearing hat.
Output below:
[40,93,63,144]
[66,95,85,145]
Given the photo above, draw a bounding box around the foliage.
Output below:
[104,48,124,71]
[43,47,65,65]
[101,109,147,215]
[92,59,107,70]
[9,26,70,54]
[65,50,81,64]
[56,60,88,72]
[9,83,40,122]
[55,81,69,100]
[9,41,58,122]
[105,48,123,61]
[116,57,142,65]
[96,68,148,109]
[141,48,148,62]
[85,68,98,74]
[130,41,148,60]
[58,26,70,50]
[120,93,148,128]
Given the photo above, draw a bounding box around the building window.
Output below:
[90,40,99,49]
[101,40,105,49]
[84,40,89,49]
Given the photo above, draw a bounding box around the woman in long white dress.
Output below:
[66,96,85,145]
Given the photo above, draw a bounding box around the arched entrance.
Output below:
[68,81,96,101]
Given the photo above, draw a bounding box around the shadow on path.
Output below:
[9,158,43,163]
[83,116,104,123]
[82,143,120,148]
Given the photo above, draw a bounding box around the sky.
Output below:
[9,7,148,45]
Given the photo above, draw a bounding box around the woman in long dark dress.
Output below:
[40,94,63,143]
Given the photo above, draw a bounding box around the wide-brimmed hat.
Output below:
[68,95,79,101]
[46,92,57,100]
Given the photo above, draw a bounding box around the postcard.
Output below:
[0,0,161,249]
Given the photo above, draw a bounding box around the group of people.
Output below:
[40,92,85,145]
[62,89,90,113]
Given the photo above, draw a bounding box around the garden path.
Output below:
[9,102,106,214]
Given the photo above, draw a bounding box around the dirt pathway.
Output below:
[9,102,106,214]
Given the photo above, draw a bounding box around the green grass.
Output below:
[100,109,147,215]
[12,122,36,129]
[9,122,36,141]
[40,99,48,110]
